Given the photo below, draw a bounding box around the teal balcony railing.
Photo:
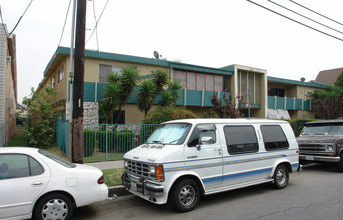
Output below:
[268,96,312,111]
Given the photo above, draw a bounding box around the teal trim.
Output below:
[56,120,69,156]
[295,99,303,110]
[286,98,294,110]
[137,74,154,80]
[96,82,106,102]
[176,89,185,105]
[250,104,261,109]
[84,82,96,102]
[50,46,234,77]
[276,97,285,109]
[186,90,203,106]
[204,91,215,106]
[268,96,275,109]
[303,99,311,111]
[268,76,325,89]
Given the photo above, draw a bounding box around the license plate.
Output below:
[131,182,137,191]
[306,155,315,160]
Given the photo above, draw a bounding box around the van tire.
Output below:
[170,178,200,212]
[273,165,289,189]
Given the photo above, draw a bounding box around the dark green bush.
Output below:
[96,130,135,153]
[143,106,196,124]
[83,130,96,157]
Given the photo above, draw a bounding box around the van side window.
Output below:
[188,124,216,147]
[224,126,258,154]
[261,125,289,151]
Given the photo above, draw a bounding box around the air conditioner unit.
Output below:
[305,90,313,96]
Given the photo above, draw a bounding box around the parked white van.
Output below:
[122,118,299,212]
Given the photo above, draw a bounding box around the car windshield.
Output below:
[302,123,343,135]
[146,123,191,145]
[39,150,76,168]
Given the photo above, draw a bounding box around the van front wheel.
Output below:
[170,179,200,212]
[273,165,289,189]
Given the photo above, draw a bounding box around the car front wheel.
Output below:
[33,193,73,220]
[170,178,200,212]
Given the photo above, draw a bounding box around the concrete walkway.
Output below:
[87,160,123,170]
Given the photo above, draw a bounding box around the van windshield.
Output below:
[146,123,191,145]
[302,123,343,135]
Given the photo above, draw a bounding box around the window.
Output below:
[147,123,191,145]
[224,126,258,154]
[112,110,125,124]
[58,66,64,82]
[0,154,44,180]
[237,70,261,105]
[99,64,123,82]
[268,88,285,97]
[51,76,55,88]
[188,124,216,147]
[261,125,289,151]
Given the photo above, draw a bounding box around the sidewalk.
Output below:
[87,160,129,197]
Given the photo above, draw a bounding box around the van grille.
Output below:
[125,160,156,180]
[299,144,334,154]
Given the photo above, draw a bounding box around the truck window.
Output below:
[261,125,289,151]
[188,124,216,147]
[224,126,258,154]
[146,123,191,145]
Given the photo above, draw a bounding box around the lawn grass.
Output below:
[102,168,124,186]
[6,135,28,146]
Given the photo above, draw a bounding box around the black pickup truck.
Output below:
[297,119,343,171]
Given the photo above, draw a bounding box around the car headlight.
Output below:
[149,166,155,174]
[149,165,164,180]
[124,160,128,168]
[327,145,334,151]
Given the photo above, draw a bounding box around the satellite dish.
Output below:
[153,51,160,59]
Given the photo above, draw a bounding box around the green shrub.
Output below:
[143,106,197,124]
[96,130,135,153]
[83,130,96,157]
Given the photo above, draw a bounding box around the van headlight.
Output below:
[149,165,164,181]
[327,145,334,152]
[124,160,128,168]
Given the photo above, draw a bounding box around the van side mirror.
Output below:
[200,136,213,145]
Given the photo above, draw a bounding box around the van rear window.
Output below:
[261,125,289,151]
[224,126,258,154]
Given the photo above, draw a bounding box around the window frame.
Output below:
[260,125,289,151]
[187,123,217,147]
[224,125,259,155]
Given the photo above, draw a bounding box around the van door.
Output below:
[221,124,271,187]
[185,124,223,190]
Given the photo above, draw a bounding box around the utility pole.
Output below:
[72,0,86,163]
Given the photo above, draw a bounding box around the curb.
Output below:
[108,185,130,197]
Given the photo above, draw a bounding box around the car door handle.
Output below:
[32,182,44,187]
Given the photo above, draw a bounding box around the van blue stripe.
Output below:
[202,167,273,185]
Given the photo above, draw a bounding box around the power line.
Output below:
[246,0,343,42]
[289,0,343,26]
[92,0,99,52]
[58,0,72,47]
[9,0,34,36]
[86,0,110,45]
[268,0,343,35]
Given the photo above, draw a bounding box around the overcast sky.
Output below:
[1,0,343,103]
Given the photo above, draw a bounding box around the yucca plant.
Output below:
[137,79,157,115]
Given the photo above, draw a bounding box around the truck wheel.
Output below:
[273,165,289,189]
[170,179,200,212]
[33,193,73,220]
[337,153,343,172]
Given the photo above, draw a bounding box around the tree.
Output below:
[210,91,244,118]
[115,65,139,124]
[143,106,197,124]
[102,73,120,123]
[158,80,182,107]
[137,79,157,115]
[312,71,343,119]
[23,87,59,148]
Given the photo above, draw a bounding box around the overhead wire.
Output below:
[246,0,343,42]
[9,0,34,36]
[289,0,343,26]
[268,0,343,35]
[58,0,72,47]
[86,0,110,45]
[92,0,100,52]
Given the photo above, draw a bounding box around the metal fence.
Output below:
[83,124,158,162]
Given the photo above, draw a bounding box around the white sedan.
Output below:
[0,147,108,220]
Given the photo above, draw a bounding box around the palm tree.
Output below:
[158,80,182,107]
[102,73,120,123]
[137,79,157,115]
[152,69,168,95]
[114,65,139,124]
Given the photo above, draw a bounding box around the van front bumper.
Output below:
[122,173,164,197]
[299,154,341,162]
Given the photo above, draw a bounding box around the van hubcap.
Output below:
[277,169,286,185]
[179,185,195,206]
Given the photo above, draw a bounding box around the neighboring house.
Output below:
[315,67,343,85]
[0,25,17,146]
[35,46,325,125]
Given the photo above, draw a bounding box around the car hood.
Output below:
[124,143,181,163]
[297,135,339,144]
